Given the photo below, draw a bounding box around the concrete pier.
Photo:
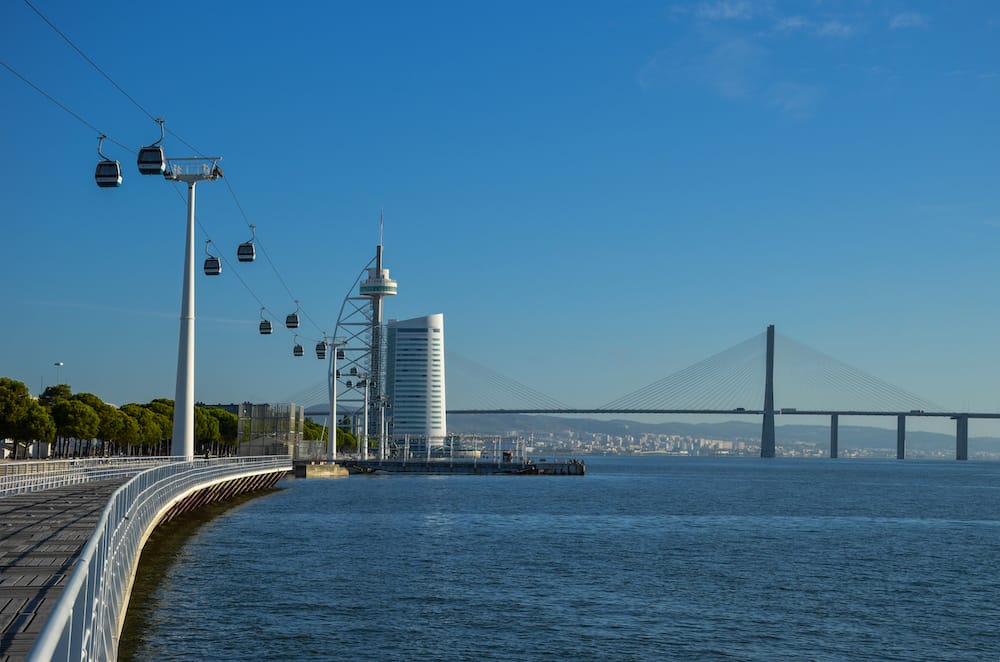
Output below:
[897,415,906,460]
[344,459,586,476]
[293,462,349,478]
[955,416,969,461]
[829,414,839,459]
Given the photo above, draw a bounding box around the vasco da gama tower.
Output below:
[385,314,447,446]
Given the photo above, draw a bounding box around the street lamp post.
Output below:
[166,158,222,461]
[53,362,63,385]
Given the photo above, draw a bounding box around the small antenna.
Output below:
[379,208,384,246]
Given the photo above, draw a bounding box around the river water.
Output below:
[121,457,1000,661]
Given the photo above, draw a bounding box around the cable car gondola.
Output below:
[258,308,272,335]
[285,300,300,329]
[316,342,327,360]
[94,135,122,188]
[137,118,166,175]
[238,224,256,262]
[203,240,222,276]
[336,349,345,360]
[293,342,304,357]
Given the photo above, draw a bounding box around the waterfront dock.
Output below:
[343,458,586,476]
[0,479,128,661]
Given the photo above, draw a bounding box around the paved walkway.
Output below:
[0,480,128,662]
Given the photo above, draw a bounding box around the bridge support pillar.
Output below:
[955,416,968,461]
[830,414,838,459]
[896,415,906,460]
[760,324,776,458]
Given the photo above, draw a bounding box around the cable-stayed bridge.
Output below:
[298,326,995,460]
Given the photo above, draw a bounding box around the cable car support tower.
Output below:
[168,157,223,460]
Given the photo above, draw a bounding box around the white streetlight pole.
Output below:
[167,158,222,462]
[53,362,63,385]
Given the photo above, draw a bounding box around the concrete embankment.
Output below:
[342,459,586,475]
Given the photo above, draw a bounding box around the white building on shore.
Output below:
[385,314,446,443]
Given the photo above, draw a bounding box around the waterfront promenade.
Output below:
[0,456,291,661]
[0,479,128,661]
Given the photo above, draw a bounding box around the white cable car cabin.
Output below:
[293,343,304,357]
[316,343,326,360]
[336,349,345,360]
[95,160,122,187]
[204,256,222,276]
[285,312,300,329]
[259,319,272,335]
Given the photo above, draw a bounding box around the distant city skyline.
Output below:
[2,2,998,437]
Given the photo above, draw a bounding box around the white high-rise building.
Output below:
[385,313,446,442]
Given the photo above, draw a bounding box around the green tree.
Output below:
[121,404,163,454]
[12,401,55,459]
[51,399,100,454]
[303,419,326,441]
[201,407,238,444]
[39,384,72,408]
[72,393,119,452]
[194,407,220,450]
[0,377,33,441]
[103,408,140,453]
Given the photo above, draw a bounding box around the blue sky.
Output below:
[1,1,998,435]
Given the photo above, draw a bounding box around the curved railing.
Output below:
[0,457,176,496]
[26,456,291,662]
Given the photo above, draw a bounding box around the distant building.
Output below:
[209,402,304,456]
[385,314,446,443]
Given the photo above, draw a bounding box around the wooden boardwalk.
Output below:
[0,480,127,662]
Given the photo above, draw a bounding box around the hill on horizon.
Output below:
[447,414,1000,453]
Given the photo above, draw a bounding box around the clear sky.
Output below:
[1,1,998,435]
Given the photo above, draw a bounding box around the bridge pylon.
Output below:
[761,324,776,458]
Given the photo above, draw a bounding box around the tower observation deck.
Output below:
[331,217,398,459]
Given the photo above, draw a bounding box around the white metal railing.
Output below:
[26,455,291,662]
[0,457,177,496]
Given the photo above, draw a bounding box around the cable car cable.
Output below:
[14,4,334,347]
[22,0,160,125]
[0,59,132,152]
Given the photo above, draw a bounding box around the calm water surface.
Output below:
[122,457,1000,661]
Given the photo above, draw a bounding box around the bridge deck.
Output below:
[0,479,127,662]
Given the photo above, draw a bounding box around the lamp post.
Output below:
[166,158,222,461]
[53,362,64,385]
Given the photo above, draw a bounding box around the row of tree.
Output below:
[0,377,355,459]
